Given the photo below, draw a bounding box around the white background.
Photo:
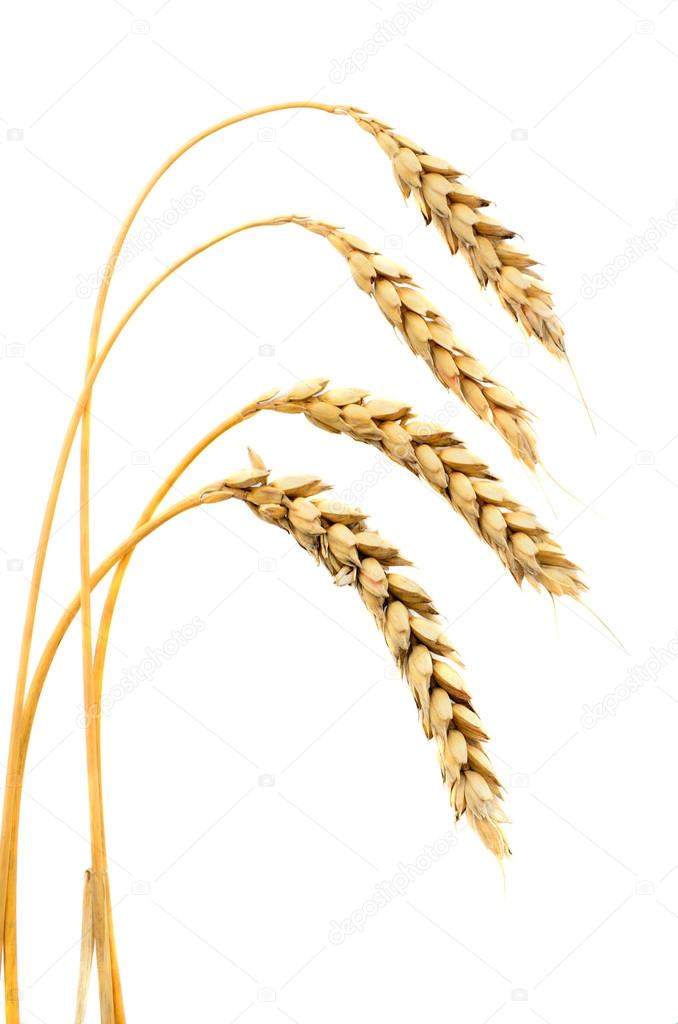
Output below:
[1,1,678,1021]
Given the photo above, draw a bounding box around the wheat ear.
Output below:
[264,380,584,599]
[204,452,509,859]
[293,217,540,468]
[346,110,565,358]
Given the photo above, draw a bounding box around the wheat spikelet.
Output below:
[293,217,539,468]
[206,453,509,858]
[345,110,565,358]
[260,379,584,599]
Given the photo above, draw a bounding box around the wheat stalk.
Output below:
[346,110,565,358]
[205,452,509,858]
[262,380,583,598]
[293,217,540,468]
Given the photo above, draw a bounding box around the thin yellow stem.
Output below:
[9,496,203,856]
[79,414,113,1021]
[90,405,255,722]
[26,497,205,761]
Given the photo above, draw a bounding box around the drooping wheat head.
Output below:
[203,452,509,858]
[259,379,584,599]
[344,110,565,358]
[291,217,539,467]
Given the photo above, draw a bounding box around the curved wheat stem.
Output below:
[265,380,583,597]
[292,217,539,466]
[347,109,565,358]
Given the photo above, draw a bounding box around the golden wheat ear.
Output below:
[346,110,565,359]
[290,217,540,468]
[261,379,585,599]
[216,452,509,859]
